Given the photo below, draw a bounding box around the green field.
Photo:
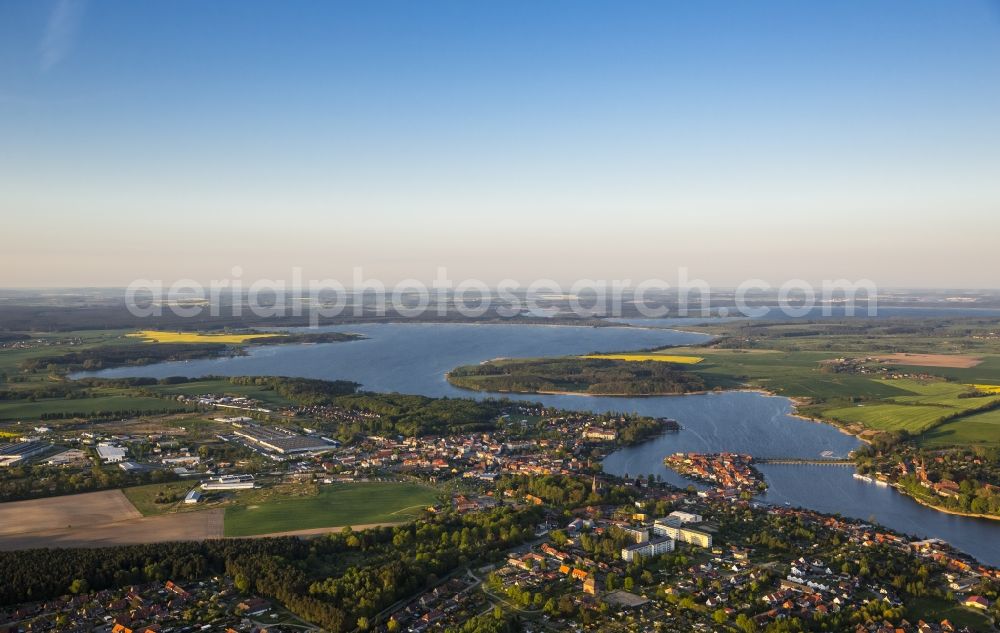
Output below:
[679,349,915,400]
[920,407,1000,447]
[888,380,994,406]
[814,380,1000,433]
[223,482,439,536]
[123,481,203,515]
[822,402,958,433]
[0,391,190,421]
[0,373,289,422]
[634,341,1000,446]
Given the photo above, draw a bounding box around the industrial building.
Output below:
[46,448,87,466]
[201,474,256,490]
[0,441,51,467]
[232,424,333,455]
[96,443,127,463]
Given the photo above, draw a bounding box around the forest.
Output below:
[448,357,707,395]
[20,342,231,372]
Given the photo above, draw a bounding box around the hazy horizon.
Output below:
[2,1,999,288]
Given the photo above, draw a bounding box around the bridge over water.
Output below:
[755,458,854,466]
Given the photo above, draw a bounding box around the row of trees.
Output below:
[0,462,180,503]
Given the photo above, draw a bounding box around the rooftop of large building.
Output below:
[0,440,50,456]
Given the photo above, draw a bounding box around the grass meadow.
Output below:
[223,482,439,537]
[920,408,1000,447]
[0,390,191,421]
[821,380,1000,434]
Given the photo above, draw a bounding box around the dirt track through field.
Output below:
[244,522,404,539]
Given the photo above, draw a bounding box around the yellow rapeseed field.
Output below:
[969,384,1000,394]
[127,330,283,344]
[582,353,704,364]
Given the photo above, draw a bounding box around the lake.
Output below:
[79,322,1000,565]
[611,306,1000,328]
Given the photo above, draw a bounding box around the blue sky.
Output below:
[2,1,999,287]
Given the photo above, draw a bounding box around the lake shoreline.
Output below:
[74,321,1000,564]
[450,364,1000,524]
[901,491,1000,522]
[448,375,870,442]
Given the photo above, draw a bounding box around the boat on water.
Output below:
[853,472,890,486]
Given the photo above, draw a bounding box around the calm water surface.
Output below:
[80,323,1000,565]
[612,306,1000,327]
